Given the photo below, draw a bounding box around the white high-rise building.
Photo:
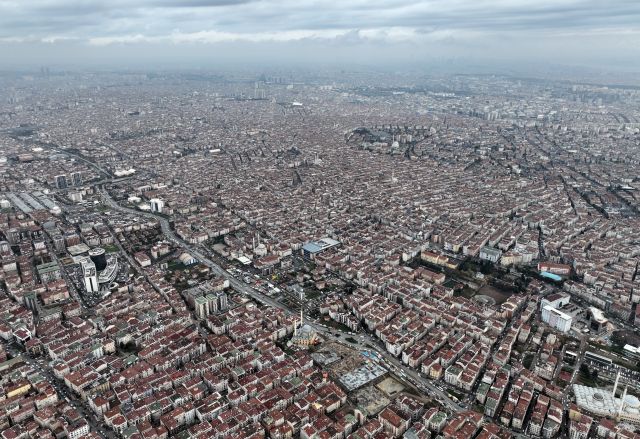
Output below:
[542,305,572,332]
[71,172,83,186]
[150,198,164,213]
[80,258,99,293]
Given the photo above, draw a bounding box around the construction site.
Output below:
[310,339,392,407]
[311,340,372,374]
[310,337,435,417]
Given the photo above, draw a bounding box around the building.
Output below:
[80,258,99,293]
[64,232,81,247]
[134,252,151,268]
[596,418,617,438]
[178,253,197,266]
[587,307,609,334]
[292,325,317,347]
[445,365,463,386]
[378,407,410,438]
[69,191,83,202]
[71,172,82,186]
[254,254,280,275]
[540,293,571,310]
[6,228,19,245]
[53,235,66,253]
[65,420,90,439]
[194,296,210,320]
[24,291,37,311]
[541,306,572,332]
[36,262,62,284]
[56,175,67,189]
[301,238,341,260]
[538,262,571,275]
[479,247,502,263]
[98,256,118,285]
[150,199,164,213]
[89,248,107,272]
[569,414,593,439]
[573,381,640,425]
[217,292,228,311]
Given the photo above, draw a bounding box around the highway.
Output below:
[98,187,466,413]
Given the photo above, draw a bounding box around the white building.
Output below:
[150,198,164,213]
[540,293,571,310]
[80,258,99,293]
[573,381,640,425]
[69,191,83,202]
[479,247,502,263]
[65,421,90,439]
[542,305,572,332]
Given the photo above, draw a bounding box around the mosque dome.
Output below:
[625,395,640,408]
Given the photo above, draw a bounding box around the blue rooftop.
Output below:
[541,271,562,281]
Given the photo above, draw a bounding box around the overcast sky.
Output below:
[1,0,639,69]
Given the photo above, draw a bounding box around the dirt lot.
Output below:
[377,377,405,397]
[476,284,513,305]
[212,243,227,253]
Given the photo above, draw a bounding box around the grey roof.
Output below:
[340,362,386,391]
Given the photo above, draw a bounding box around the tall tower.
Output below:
[295,309,303,336]
[612,370,620,399]
[80,258,98,293]
[617,385,628,422]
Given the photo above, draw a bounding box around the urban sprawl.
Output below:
[1,69,640,439]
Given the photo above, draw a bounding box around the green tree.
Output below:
[580,363,591,379]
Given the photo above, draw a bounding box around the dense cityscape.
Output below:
[1,68,640,439]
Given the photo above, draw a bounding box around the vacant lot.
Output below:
[212,243,227,254]
[476,284,512,305]
[317,319,352,333]
[377,377,405,397]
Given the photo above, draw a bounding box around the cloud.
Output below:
[3,0,640,40]
[0,0,639,67]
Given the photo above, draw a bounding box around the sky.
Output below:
[1,0,639,69]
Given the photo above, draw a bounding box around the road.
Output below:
[562,335,587,409]
[551,344,567,386]
[44,237,86,314]
[98,187,465,414]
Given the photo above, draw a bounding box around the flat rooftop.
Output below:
[340,362,387,392]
